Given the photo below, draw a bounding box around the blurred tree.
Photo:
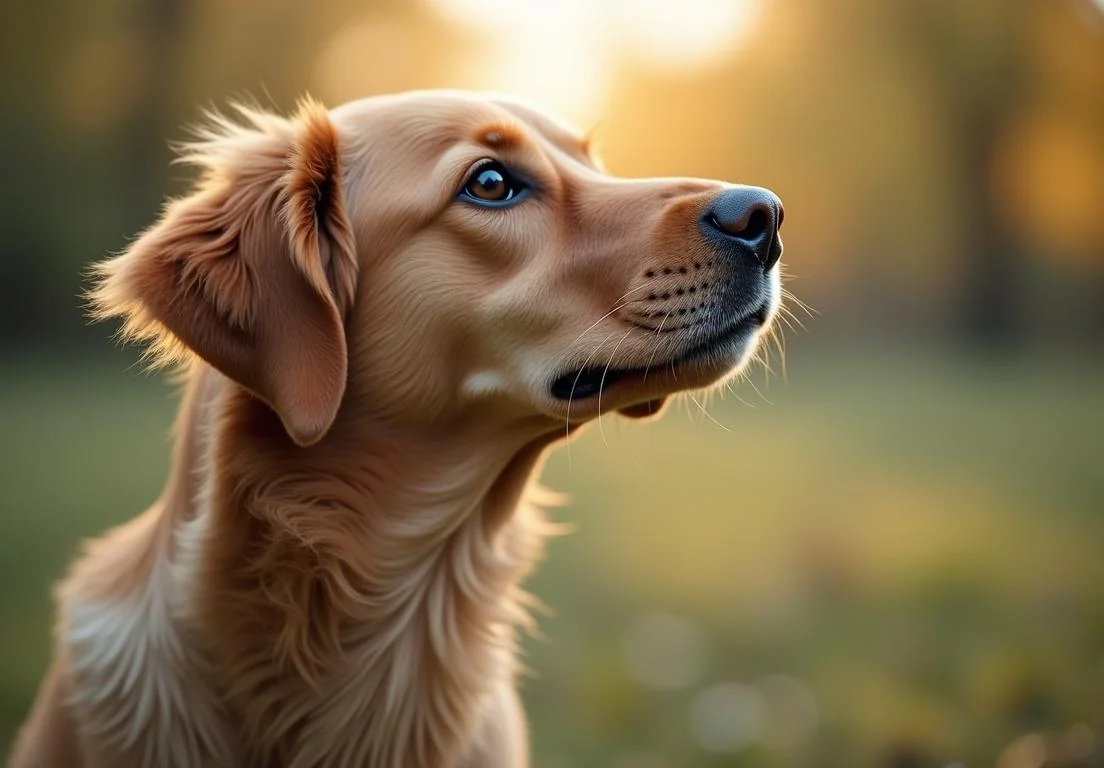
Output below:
[895,0,1034,348]
[122,0,186,215]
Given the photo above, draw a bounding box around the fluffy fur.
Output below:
[9,91,782,767]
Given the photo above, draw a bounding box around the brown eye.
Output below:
[469,168,506,200]
[461,161,528,206]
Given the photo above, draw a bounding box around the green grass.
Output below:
[2,346,1102,766]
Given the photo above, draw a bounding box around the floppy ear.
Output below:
[90,99,357,446]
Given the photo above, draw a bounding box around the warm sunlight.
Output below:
[616,0,764,69]
[425,0,763,126]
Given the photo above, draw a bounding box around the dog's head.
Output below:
[92,92,783,444]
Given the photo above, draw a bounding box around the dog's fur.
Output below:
[9,91,782,768]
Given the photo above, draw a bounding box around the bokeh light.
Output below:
[997,732,1047,768]
[423,0,761,124]
[609,752,669,768]
[615,0,763,69]
[755,674,818,748]
[689,683,764,753]
[620,612,709,690]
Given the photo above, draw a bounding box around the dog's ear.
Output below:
[90,99,357,446]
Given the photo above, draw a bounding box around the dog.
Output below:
[9,91,784,768]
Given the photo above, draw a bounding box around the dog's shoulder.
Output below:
[54,507,236,767]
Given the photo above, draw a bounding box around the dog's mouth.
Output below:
[550,299,770,401]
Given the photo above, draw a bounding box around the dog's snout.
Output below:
[704,186,784,273]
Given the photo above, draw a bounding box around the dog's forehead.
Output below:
[488,98,591,157]
[332,91,591,162]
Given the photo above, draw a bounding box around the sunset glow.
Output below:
[425,0,763,125]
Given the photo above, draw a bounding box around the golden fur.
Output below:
[9,91,782,767]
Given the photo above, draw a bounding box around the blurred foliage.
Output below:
[2,0,1103,765]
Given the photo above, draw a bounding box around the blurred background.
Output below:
[2,0,1103,765]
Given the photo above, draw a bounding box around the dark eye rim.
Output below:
[457,159,532,209]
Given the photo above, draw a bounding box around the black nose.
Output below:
[704,186,784,272]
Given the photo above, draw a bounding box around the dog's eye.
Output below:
[461,161,528,206]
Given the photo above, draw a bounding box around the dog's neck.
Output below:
[172,363,559,764]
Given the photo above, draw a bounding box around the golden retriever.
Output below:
[9,91,784,768]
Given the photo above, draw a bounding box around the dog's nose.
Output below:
[704,186,784,273]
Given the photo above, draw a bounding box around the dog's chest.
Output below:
[59,485,537,768]
[217,570,518,768]
[62,555,238,766]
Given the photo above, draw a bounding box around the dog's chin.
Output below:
[547,298,771,421]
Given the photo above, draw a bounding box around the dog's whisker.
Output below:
[756,345,777,383]
[641,308,676,388]
[688,393,731,432]
[564,332,616,471]
[724,373,758,408]
[744,369,773,404]
[777,305,807,333]
[596,329,635,447]
[771,323,788,375]
[665,357,689,425]
[780,290,817,318]
[566,279,664,351]
[781,288,815,312]
[612,276,665,307]
[777,300,804,322]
